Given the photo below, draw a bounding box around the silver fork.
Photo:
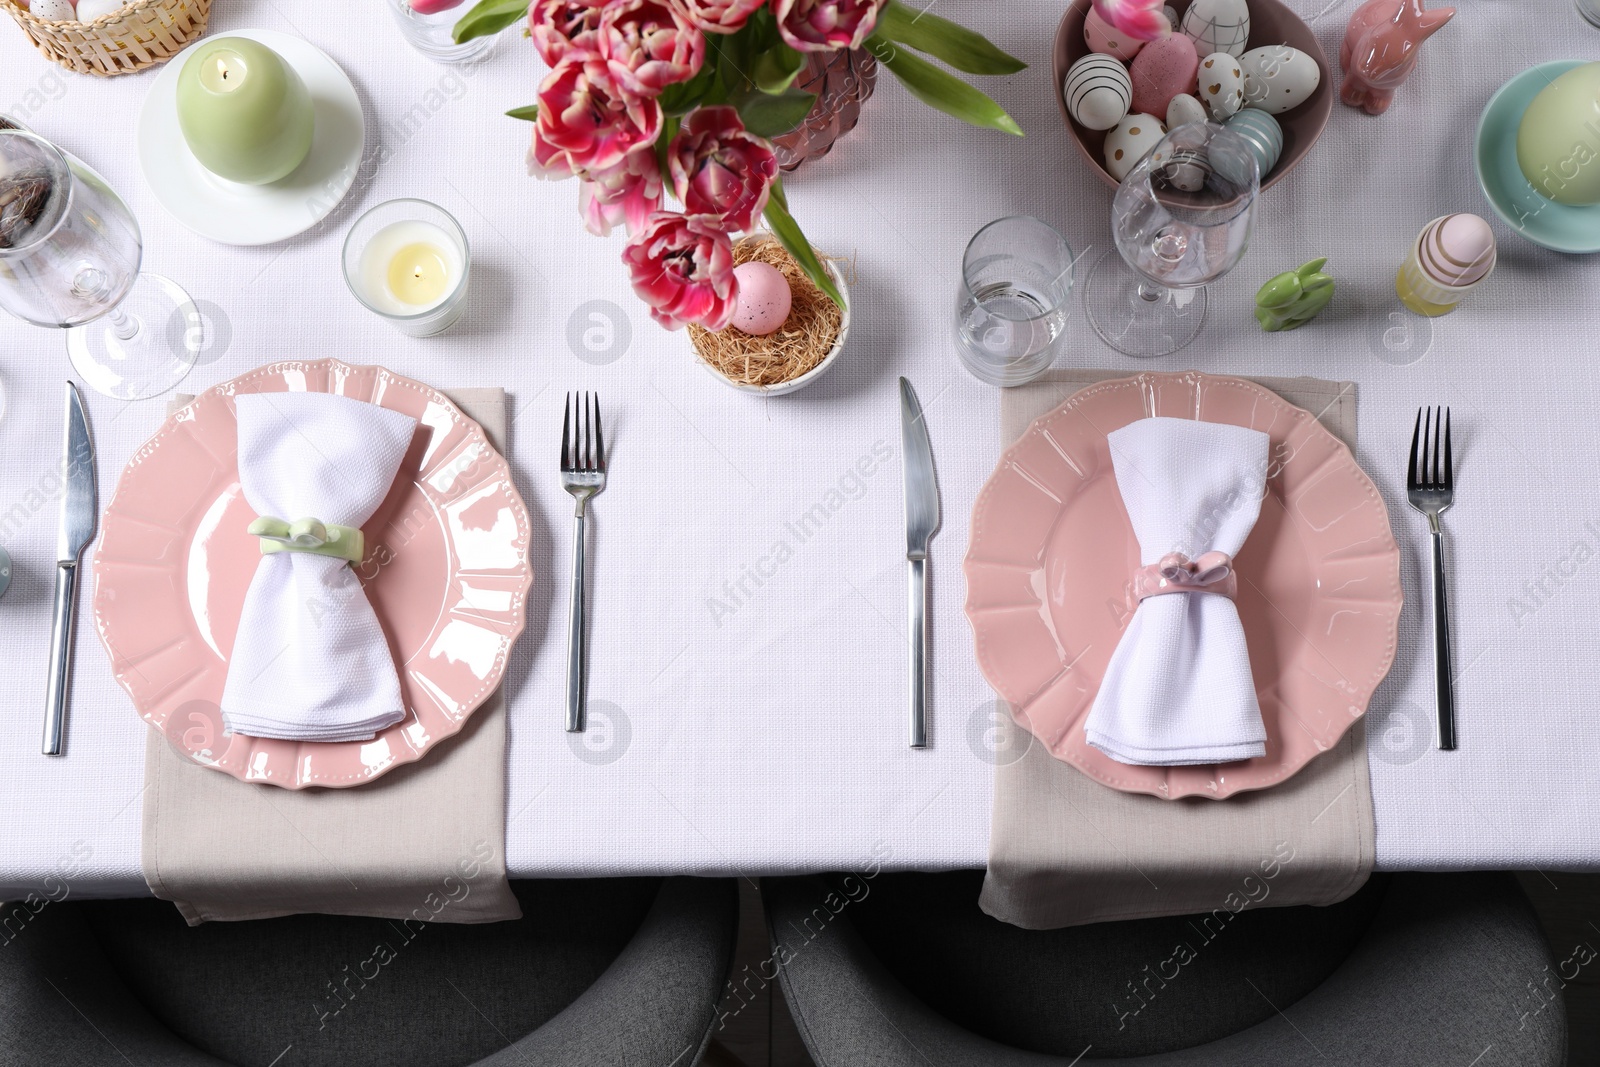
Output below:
[1406,406,1455,751]
[561,392,606,733]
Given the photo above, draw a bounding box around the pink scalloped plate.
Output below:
[91,359,533,789]
[963,372,1402,800]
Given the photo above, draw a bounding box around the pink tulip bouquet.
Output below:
[453,0,1025,331]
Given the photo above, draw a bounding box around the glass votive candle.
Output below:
[343,199,469,337]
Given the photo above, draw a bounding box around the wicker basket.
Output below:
[2,0,210,77]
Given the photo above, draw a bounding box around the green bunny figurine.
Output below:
[1254,258,1335,332]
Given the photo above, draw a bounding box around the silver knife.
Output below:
[42,381,96,756]
[899,377,940,749]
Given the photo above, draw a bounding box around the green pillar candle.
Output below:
[176,37,314,186]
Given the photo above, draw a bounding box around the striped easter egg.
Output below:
[1418,214,1496,288]
[1223,107,1282,179]
[1064,53,1133,132]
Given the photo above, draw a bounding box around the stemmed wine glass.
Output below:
[1084,122,1260,358]
[0,128,198,400]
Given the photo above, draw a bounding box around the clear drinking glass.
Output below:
[386,0,496,64]
[1579,0,1600,28]
[954,216,1075,387]
[1084,122,1259,358]
[0,129,199,400]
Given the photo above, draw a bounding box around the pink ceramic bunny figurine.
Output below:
[1339,0,1455,115]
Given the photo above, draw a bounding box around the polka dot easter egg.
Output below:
[1129,34,1199,118]
[26,0,76,19]
[1105,114,1167,181]
[1239,45,1320,115]
[1199,52,1244,119]
[1064,53,1133,132]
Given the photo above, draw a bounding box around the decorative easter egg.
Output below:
[27,0,75,19]
[1084,5,1145,62]
[1129,33,1199,118]
[731,261,793,336]
[1166,93,1207,129]
[1151,146,1209,191]
[1198,52,1245,119]
[73,0,122,18]
[1181,0,1250,58]
[1063,54,1133,132]
[1104,113,1167,181]
[1223,108,1283,177]
[1419,213,1496,287]
[1517,62,1600,205]
[1239,45,1321,114]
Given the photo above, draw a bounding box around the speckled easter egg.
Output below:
[731,261,793,336]
[1223,107,1283,178]
[1083,5,1145,62]
[26,0,76,19]
[1181,0,1250,58]
[1198,52,1244,119]
[1166,93,1207,129]
[1104,113,1166,181]
[1129,33,1199,118]
[1064,53,1134,132]
[1418,214,1496,287]
[1239,45,1320,115]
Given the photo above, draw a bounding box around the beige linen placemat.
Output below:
[141,388,521,925]
[980,371,1376,930]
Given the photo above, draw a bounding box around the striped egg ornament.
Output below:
[1223,107,1282,178]
[1064,53,1134,132]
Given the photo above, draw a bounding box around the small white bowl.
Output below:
[697,260,850,396]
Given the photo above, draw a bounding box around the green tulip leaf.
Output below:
[453,0,529,43]
[875,1,1027,76]
[754,44,808,94]
[736,87,819,138]
[506,104,539,122]
[867,35,1024,136]
[763,185,844,310]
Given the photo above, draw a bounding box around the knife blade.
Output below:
[899,377,940,749]
[42,381,96,756]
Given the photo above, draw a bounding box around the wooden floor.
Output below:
[705,873,1600,1067]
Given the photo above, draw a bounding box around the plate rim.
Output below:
[961,371,1403,800]
[90,357,533,789]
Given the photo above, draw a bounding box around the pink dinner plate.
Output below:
[963,372,1402,800]
[91,358,533,789]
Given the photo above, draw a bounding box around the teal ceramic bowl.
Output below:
[1475,60,1600,254]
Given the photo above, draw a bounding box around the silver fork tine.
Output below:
[1433,406,1444,487]
[594,393,605,472]
[1408,409,1422,492]
[1443,408,1452,490]
[561,393,572,471]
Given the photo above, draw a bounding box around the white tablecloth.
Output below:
[1,0,1596,899]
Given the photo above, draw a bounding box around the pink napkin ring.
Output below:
[1133,551,1238,602]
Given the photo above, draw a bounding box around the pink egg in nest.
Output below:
[1084,6,1145,62]
[731,261,793,336]
[1130,33,1199,117]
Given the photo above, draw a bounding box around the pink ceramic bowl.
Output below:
[1054,0,1333,193]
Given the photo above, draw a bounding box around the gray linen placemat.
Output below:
[980,371,1376,930]
[141,388,521,925]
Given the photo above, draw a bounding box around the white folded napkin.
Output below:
[1084,417,1271,766]
[220,392,418,743]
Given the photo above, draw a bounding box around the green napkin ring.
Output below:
[248,516,365,563]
